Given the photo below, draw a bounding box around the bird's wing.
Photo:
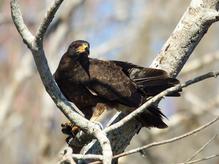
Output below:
[112,60,180,96]
[83,59,143,107]
[111,60,168,78]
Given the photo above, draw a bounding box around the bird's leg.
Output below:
[89,103,110,129]
[61,103,107,141]
[61,122,80,141]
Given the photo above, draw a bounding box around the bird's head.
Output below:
[67,40,90,57]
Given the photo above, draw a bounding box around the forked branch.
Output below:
[10,0,112,163]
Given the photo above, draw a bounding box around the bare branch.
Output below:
[59,147,76,164]
[105,71,219,133]
[60,147,103,163]
[10,0,112,163]
[35,0,64,44]
[149,93,219,140]
[83,0,219,157]
[10,0,34,47]
[72,154,103,160]
[177,154,219,164]
[151,0,219,77]
[186,134,217,162]
[112,116,219,160]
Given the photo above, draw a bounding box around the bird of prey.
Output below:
[54,40,180,136]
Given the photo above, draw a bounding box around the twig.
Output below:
[72,154,103,160]
[112,116,219,160]
[35,0,64,43]
[177,154,219,164]
[10,0,112,163]
[83,0,219,159]
[10,0,34,47]
[149,94,219,138]
[185,134,217,162]
[105,71,219,133]
[59,147,76,164]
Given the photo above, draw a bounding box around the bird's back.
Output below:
[86,58,143,107]
[54,40,181,130]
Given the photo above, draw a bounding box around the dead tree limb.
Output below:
[10,0,112,163]
[82,0,219,160]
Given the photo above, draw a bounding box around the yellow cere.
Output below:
[77,43,88,53]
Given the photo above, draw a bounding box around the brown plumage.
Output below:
[54,40,180,133]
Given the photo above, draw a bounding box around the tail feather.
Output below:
[137,105,168,129]
[111,60,180,128]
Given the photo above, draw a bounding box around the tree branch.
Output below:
[10,0,34,47]
[35,0,64,44]
[151,0,219,77]
[113,116,219,160]
[105,71,219,133]
[147,93,219,142]
[82,0,219,160]
[90,116,219,163]
[185,134,217,162]
[10,0,112,163]
[72,154,103,160]
[177,154,219,164]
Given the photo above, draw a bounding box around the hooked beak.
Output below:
[76,43,89,54]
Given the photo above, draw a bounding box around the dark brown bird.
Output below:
[54,40,180,134]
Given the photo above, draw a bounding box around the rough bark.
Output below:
[82,0,219,161]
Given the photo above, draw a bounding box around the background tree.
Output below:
[0,0,218,163]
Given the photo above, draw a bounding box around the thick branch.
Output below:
[83,0,219,159]
[10,0,112,163]
[105,71,219,133]
[151,0,219,77]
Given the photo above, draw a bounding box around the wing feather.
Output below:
[112,60,181,96]
[84,59,142,107]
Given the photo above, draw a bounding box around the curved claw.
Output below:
[61,122,80,137]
